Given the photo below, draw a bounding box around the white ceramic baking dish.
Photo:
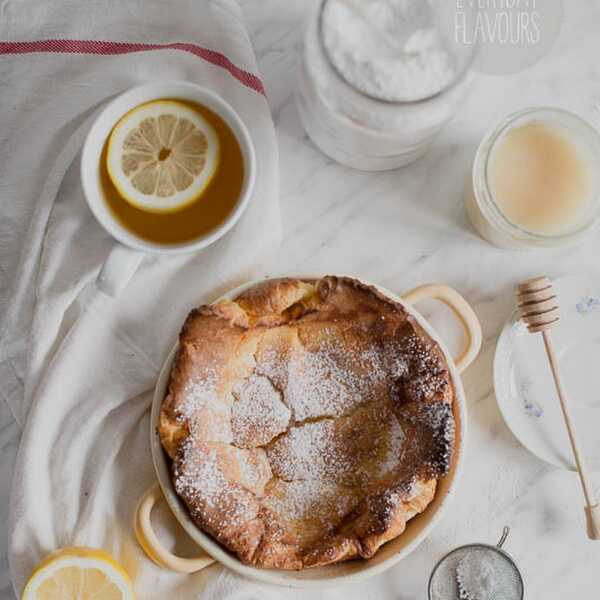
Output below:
[134,277,482,588]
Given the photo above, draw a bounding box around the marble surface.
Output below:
[3,0,600,597]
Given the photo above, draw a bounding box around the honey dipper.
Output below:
[517,276,600,540]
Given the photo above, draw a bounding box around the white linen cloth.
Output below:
[0,1,329,597]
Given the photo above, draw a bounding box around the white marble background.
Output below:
[3,0,600,597]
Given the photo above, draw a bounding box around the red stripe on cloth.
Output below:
[0,39,265,95]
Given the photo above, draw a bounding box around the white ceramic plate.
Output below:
[495,274,600,470]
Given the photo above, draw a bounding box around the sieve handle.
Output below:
[496,526,510,549]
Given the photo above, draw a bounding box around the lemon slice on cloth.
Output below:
[22,547,135,600]
[107,100,219,213]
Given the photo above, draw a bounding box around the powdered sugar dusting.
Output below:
[174,441,258,530]
[264,479,357,526]
[267,404,406,484]
[268,419,349,481]
[177,375,219,421]
[264,402,406,529]
[400,333,448,402]
[232,446,272,494]
[177,375,232,443]
[259,334,409,422]
[232,374,291,448]
[403,401,455,477]
[175,443,221,507]
[378,411,407,478]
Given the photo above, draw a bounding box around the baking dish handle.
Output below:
[134,484,216,573]
[402,284,482,373]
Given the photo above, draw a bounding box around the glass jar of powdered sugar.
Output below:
[296,0,475,171]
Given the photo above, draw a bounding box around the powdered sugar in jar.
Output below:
[296,0,475,171]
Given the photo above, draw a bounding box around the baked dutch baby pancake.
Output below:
[159,276,455,570]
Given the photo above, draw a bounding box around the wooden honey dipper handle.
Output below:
[517,277,600,540]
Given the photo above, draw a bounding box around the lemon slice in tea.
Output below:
[106,100,219,213]
[22,547,135,600]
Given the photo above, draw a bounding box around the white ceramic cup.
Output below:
[80,81,256,296]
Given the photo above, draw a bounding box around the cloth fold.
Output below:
[0,1,293,597]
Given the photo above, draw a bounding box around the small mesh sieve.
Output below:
[428,527,524,600]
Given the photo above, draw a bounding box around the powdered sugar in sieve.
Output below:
[428,527,523,600]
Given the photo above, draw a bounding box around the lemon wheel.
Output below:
[106,99,219,213]
[22,547,135,600]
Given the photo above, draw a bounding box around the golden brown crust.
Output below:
[159,276,455,569]
[235,278,315,319]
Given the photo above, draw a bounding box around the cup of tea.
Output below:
[81,81,256,296]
